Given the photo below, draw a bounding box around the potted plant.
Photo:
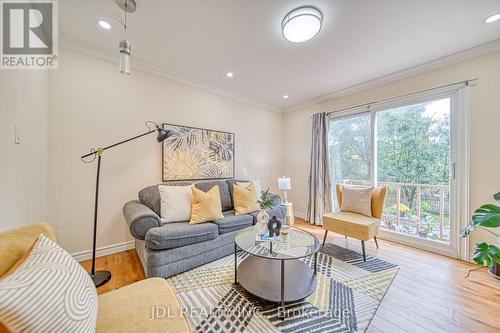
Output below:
[255,189,274,236]
[460,192,500,279]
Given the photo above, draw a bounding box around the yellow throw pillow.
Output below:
[190,185,224,224]
[234,183,260,215]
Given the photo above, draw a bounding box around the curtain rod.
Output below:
[321,78,478,116]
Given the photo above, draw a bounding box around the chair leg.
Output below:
[361,241,366,262]
[322,230,328,246]
[374,236,379,249]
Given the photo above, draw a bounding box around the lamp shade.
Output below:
[278,177,291,190]
[156,128,172,142]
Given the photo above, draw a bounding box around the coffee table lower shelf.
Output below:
[236,255,317,304]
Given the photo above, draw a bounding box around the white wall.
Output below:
[48,49,283,255]
[4,47,498,260]
[0,71,48,231]
[282,51,500,250]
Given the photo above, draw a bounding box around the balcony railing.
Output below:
[341,180,450,243]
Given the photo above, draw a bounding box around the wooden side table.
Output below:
[282,202,294,226]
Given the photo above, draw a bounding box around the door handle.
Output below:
[448,162,456,179]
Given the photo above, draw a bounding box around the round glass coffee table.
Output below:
[234,226,320,312]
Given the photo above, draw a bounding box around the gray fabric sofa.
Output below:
[123,179,285,278]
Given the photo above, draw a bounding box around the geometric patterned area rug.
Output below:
[166,243,399,333]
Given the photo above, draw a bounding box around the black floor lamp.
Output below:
[81,121,172,287]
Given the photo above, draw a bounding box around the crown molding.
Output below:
[283,38,500,113]
[59,35,282,113]
[60,35,500,114]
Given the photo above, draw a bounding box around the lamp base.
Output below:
[90,270,111,287]
[283,190,288,204]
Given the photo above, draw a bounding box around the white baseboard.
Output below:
[295,211,307,220]
[72,240,135,262]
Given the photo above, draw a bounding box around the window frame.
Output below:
[327,84,470,260]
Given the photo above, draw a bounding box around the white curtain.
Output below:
[306,112,333,225]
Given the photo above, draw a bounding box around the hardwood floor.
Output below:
[80,247,145,294]
[80,218,500,332]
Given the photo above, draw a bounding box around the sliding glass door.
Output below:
[328,90,461,257]
[329,111,371,210]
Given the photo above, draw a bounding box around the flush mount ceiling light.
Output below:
[97,19,112,30]
[283,95,289,99]
[485,13,500,23]
[282,6,323,43]
[226,72,234,78]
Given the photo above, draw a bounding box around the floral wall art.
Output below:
[162,124,235,181]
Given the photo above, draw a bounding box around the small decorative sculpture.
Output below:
[255,188,274,236]
[255,210,269,236]
[268,216,282,237]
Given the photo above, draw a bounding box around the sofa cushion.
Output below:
[237,180,263,202]
[323,212,380,241]
[226,179,243,207]
[212,210,253,235]
[139,181,192,216]
[233,183,259,215]
[96,278,190,333]
[158,185,193,223]
[194,180,232,211]
[145,222,218,250]
[249,205,286,224]
[0,222,56,277]
[189,186,224,224]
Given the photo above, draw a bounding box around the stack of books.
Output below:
[255,234,282,242]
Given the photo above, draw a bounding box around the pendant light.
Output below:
[115,0,136,74]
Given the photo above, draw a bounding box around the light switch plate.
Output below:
[15,124,21,144]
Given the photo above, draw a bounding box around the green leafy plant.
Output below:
[460,192,500,270]
[258,188,274,211]
[421,201,432,213]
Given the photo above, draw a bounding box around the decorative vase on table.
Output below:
[268,216,282,237]
[255,210,270,236]
[256,188,275,236]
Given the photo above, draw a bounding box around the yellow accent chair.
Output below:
[322,184,387,261]
[0,223,191,333]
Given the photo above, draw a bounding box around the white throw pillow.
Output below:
[0,234,98,333]
[237,180,262,202]
[340,186,373,217]
[159,185,193,223]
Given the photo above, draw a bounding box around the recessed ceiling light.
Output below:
[485,13,500,23]
[283,95,289,99]
[97,19,112,30]
[226,72,234,78]
[282,6,323,43]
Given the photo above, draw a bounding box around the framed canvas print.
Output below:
[162,123,235,181]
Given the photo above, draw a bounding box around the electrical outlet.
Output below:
[15,124,21,144]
